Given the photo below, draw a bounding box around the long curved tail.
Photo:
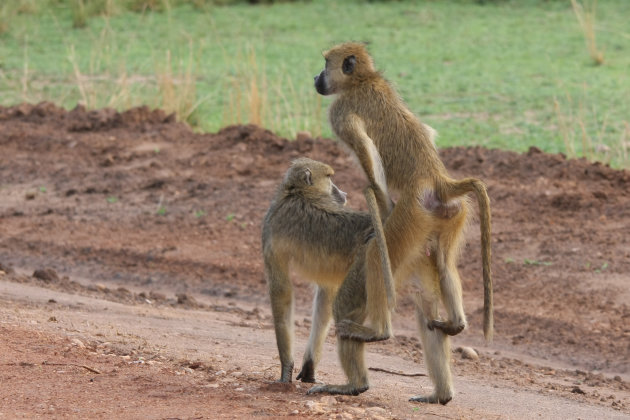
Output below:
[444,177,493,341]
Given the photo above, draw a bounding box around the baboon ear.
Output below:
[301,168,312,185]
[342,55,356,75]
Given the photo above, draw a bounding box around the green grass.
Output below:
[1,0,629,166]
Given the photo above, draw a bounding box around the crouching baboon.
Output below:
[262,158,385,383]
[312,42,493,404]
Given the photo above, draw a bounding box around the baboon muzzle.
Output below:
[314,70,328,95]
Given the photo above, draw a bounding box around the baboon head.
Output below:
[314,42,376,95]
[284,158,347,206]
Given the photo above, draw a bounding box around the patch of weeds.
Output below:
[225,213,235,222]
[524,258,553,266]
[39,186,47,193]
[504,257,515,264]
[156,206,167,215]
[106,196,118,203]
[194,209,206,218]
[594,261,609,273]
[153,147,160,154]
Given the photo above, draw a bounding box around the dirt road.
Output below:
[1,103,628,419]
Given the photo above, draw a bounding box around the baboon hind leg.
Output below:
[339,194,433,343]
[297,285,335,383]
[307,338,369,396]
[428,210,468,336]
[409,271,454,405]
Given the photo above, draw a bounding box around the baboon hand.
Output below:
[427,319,466,336]
[336,319,391,342]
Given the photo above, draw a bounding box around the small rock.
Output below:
[571,386,586,395]
[305,400,325,413]
[459,346,479,361]
[149,291,166,301]
[33,268,59,283]
[205,383,219,388]
[176,293,199,307]
[290,409,299,415]
[231,371,243,377]
[346,407,366,416]
[320,395,337,406]
[71,338,85,348]
[366,406,387,415]
[94,283,108,292]
[296,131,312,142]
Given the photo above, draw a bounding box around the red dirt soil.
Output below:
[0,102,629,419]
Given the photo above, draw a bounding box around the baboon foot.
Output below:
[409,393,452,405]
[307,383,369,396]
[336,319,391,343]
[278,362,294,383]
[296,359,316,383]
[427,319,465,336]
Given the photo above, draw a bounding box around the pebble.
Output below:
[346,406,365,416]
[460,346,479,361]
[296,131,312,142]
[71,338,85,349]
[366,406,387,415]
[305,400,325,414]
[320,395,337,406]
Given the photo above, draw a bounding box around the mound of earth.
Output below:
[0,102,628,418]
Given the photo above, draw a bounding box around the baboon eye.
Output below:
[342,55,356,75]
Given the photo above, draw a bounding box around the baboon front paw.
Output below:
[336,319,390,342]
[409,394,452,405]
[427,319,466,336]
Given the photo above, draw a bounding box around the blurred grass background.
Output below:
[0,0,628,166]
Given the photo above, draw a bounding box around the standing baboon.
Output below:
[262,158,391,384]
[312,42,493,404]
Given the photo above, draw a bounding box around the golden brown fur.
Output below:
[262,158,384,383]
[311,42,493,404]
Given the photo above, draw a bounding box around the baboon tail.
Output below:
[447,178,493,341]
